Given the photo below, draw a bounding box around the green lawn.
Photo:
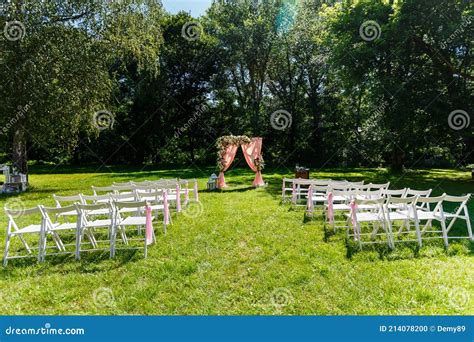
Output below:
[0,166,473,315]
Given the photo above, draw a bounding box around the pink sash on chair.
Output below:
[306,186,314,214]
[145,204,154,245]
[163,191,170,225]
[327,192,334,223]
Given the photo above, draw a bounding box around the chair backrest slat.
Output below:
[382,188,407,197]
[4,206,41,217]
[406,188,432,197]
[114,200,147,209]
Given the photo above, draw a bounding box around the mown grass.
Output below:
[0,165,472,315]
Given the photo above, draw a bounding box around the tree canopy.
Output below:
[0,0,472,173]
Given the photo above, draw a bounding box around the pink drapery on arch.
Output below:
[217,144,238,188]
[217,137,264,189]
[241,138,265,187]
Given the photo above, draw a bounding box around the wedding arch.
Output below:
[216,135,265,189]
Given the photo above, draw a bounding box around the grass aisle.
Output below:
[0,166,472,315]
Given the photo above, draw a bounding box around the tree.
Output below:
[0,0,163,176]
[207,0,282,133]
[324,0,472,169]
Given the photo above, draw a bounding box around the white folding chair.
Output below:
[80,193,110,205]
[3,206,45,266]
[112,184,134,195]
[443,194,472,241]
[306,185,329,216]
[383,188,408,210]
[382,188,407,197]
[385,196,422,247]
[347,197,391,249]
[323,189,357,231]
[130,180,152,186]
[40,205,84,259]
[110,193,139,213]
[328,183,356,203]
[132,183,156,193]
[135,189,171,227]
[180,179,199,202]
[52,194,83,220]
[355,189,383,200]
[367,182,390,191]
[75,202,114,259]
[345,181,365,190]
[290,179,314,205]
[159,182,181,210]
[397,195,448,247]
[351,184,372,191]
[405,188,432,210]
[111,201,156,258]
[113,181,132,187]
[329,180,349,186]
[91,185,115,196]
[328,182,351,193]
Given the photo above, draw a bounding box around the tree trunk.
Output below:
[12,125,28,182]
[391,148,405,172]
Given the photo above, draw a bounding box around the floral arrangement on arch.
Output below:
[254,155,265,171]
[216,135,251,171]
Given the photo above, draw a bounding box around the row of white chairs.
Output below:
[348,194,472,249]
[306,186,472,249]
[3,178,200,266]
[92,178,199,204]
[3,199,165,266]
[306,187,430,216]
[282,178,390,204]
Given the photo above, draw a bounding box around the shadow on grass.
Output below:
[0,248,142,277]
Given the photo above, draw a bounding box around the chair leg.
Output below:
[3,234,11,267]
[386,219,395,249]
[86,229,98,249]
[120,226,128,245]
[18,234,32,254]
[357,223,362,250]
[440,220,449,248]
[466,214,473,241]
[50,232,65,251]
[110,225,116,258]
[75,227,82,261]
[37,232,44,262]
[413,219,422,247]
[370,222,379,240]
